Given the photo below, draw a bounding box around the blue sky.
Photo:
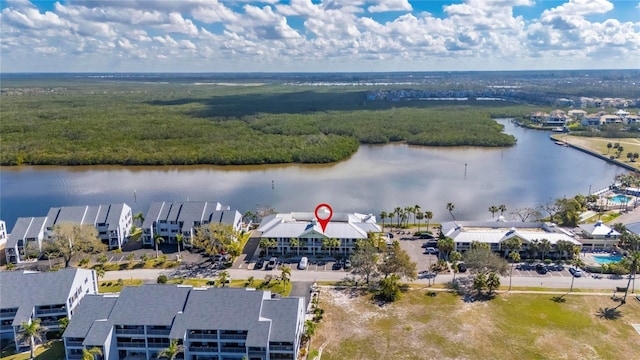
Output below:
[1,0,639,72]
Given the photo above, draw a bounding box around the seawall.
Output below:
[549,134,637,172]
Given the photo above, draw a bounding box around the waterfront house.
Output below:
[441,220,581,257]
[0,268,97,352]
[5,217,47,264]
[600,114,622,125]
[581,114,602,126]
[545,110,568,127]
[567,109,587,120]
[529,111,548,124]
[141,201,243,248]
[624,114,639,124]
[257,212,381,256]
[63,285,304,360]
[577,220,621,250]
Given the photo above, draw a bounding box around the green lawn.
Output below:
[313,288,640,360]
[1,340,64,360]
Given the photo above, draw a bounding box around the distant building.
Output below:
[257,212,381,256]
[63,285,305,360]
[141,201,243,248]
[441,220,581,256]
[0,268,97,353]
[581,114,602,126]
[546,110,568,126]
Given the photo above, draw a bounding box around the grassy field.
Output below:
[560,135,640,171]
[98,277,292,296]
[0,340,64,360]
[312,288,640,360]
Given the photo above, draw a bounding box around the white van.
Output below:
[298,257,308,270]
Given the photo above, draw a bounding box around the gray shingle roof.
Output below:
[63,295,117,339]
[0,268,94,325]
[6,217,47,248]
[261,297,303,343]
[109,285,191,326]
[44,204,129,230]
[106,204,125,231]
[143,201,236,229]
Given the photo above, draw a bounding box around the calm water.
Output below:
[0,120,626,230]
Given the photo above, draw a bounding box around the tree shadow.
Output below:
[551,295,566,303]
[595,307,623,320]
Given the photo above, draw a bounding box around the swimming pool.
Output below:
[592,255,623,264]
[609,194,631,204]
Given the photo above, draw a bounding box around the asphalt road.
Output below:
[102,265,636,291]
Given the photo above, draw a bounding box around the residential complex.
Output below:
[0,220,7,265]
[141,201,243,248]
[257,212,380,256]
[577,220,621,250]
[0,268,97,352]
[63,285,305,360]
[529,109,639,127]
[441,220,582,256]
[4,204,133,264]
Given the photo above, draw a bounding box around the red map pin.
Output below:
[314,203,333,233]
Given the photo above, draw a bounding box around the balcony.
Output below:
[188,333,217,340]
[36,308,66,315]
[220,347,246,353]
[115,328,145,335]
[270,345,294,352]
[1,325,14,331]
[188,346,219,353]
[146,329,170,336]
[117,342,146,348]
[65,340,84,347]
[219,334,246,340]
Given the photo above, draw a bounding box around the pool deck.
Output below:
[583,252,623,266]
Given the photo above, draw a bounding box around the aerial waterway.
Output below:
[0,119,627,230]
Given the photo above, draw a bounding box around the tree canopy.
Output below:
[44,223,106,267]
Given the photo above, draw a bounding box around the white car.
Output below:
[569,267,583,277]
[298,257,308,270]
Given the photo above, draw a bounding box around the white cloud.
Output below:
[367,0,412,13]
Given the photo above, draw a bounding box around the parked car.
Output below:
[535,264,548,274]
[332,260,343,270]
[254,258,264,270]
[344,259,352,269]
[424,247,439,255]
[265,257,278,270]
[298,257,308,270]
[457,263,467,273]
[569,267,583,277]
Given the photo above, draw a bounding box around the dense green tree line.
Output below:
[1,84,518,166]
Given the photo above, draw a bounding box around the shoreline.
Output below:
[550,134,639,172]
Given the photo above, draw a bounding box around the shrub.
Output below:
[157,274,168,284]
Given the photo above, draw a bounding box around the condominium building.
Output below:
[257,212,381,256]
[441,220,582,256]
[4,217,47,264]
[141,201,243,247]
[63,285,305,360]
[0,268,98,352]
[0,220,7,265]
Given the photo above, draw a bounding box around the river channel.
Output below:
[0,120,626,230]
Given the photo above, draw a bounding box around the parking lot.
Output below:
[247,257,354,273]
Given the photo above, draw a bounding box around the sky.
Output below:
[1,0,639,73]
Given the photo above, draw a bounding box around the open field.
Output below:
[561,135,640,171]
[312,287,640,360]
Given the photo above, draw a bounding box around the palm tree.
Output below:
[157,339,184,360]
[508,251,521,291]
[379,211,387,233]
[280,266,291,285]
[154,234,164,259]
[569,257,585,292]
[502,237,522,257]
[133,212,145,227]
[394,207,402,227]
[607,142,612,154]
[95,266,106,280]
[539,239,551,261]
[555,240,573,261]
[622,250,640,302]
[498,204,507,216]
[259,238,277,257]
[437,237,455,261]
[486,272,501,295]
[446,203,456,221]
[218,270,230,287]
[82,347,103,360]
[16,319,47,360]
[322,237,340,256]
[176,233,183,260]
[415,211,424,232]
[414,204,421,224]
[529,239,540,260]
[424,211,433,231]
[450,250,462,281]
[488,205,498,218]
[289,237,300,256]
